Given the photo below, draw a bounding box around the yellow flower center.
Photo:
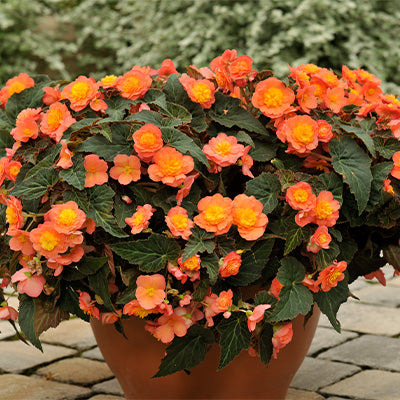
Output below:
[314,84,324,98]
[368,88,376,96]
[159,156,182,176]
[101,75,117,85]
[263,87,283,108]
[134,213,145,225]
[39,231,60,251]
[8,82,25,96]
[192,83,212,103]
[58,208,77,226]
[9,165,20,177]
[171,213,188,230]
[145,287,155,297]
[139,132,156,147]
[182,256,200,271]
[329,94,338,104]
[47,108,63,130]
[123,165,133,175]
[315,200,333,220]
[292,123,314,145]
[318,234,327,243]
[328,271,342,284]
[122,76,140,93]
[235,208,257,229]
[203,204,226,225]
[133,306,152,318]
[70,82,89,102]
[225,259,240,274]
[6,207,17,224]
[293,188,309,203]
[214,140,233,157]
[18,234,27,243]
[23,128,33,137]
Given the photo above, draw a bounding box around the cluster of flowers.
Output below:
[1,48,399,364]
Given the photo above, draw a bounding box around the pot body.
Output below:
[90,307,320,400]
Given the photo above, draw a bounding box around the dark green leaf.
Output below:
[129,110,163,126]
[373,136,400,159]
[245,172,281,214]
[68,118,99,134]
[318,172,343,205]
[88,265,113,310]
[227,251,262,287]
[284,220,311,255]
[249,138,278,162]
[58,285,90,322]
[335,121,375,155]
[59,154,86,190]
[33,300,69,337]
[236,131,255,147]
[131,185,154,206]
[271,257,313,322]
[110,233,180,272]
[114,194,137,228]
[201,253,220,285]
[0,129,14,157]
[329,136,372,214]
[254,290,278,307]
[105,96,133,120]
[64,190,89,213]
[154,325,214,377]
[316,242,340,268]
[18,295,42,350]
[259,323,274,365]
[192,273,210,301]
[366,162,393,210]
[76,256,108,276]
[217,312,251,370]
[164,102,192,124]
[209,93,267,135]
[182,228,215,262]
[383,245,400,273]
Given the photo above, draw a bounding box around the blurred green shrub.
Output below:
[1,0,400,92]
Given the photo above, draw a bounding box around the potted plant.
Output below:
[1,50,399,399]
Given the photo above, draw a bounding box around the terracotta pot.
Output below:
[90,307,320,400]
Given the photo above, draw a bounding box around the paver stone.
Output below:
[92,378,124,396]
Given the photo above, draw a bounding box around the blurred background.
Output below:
[1,0,400,92]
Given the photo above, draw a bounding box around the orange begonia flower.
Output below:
[247,304,271,332]
[123,299,155,318]
[0,73,34,107]
[176,172,200,205]
[203,132,245,168]
[6,196,23,233]
[307,225,331,253]
[125,204,155,234]
[286,182,316,211]
[157,59,178,79]
[148,146,194,187]
[361,81,383,103]
[56,140,73,169]
[29,222,69,259]
[116,67,152,100]
[61,76,100,112]
[180,74,216,109]
[8,230,35,255]
[78,291,100,320]
[317,260,347,292]
[153,312,188,343]
[5,160,21,181]
[177,255,201,283]
[165,206,194,240]
[219,251,242,278]
[212,289,233,314]
[296,85,318,114]
[84,154,108,188]
[383,178,395,195]
[251,77,295,118]
[324,87,347,114]
[355,68,381,86]
[342,65,357,87]
[194,193,233,235]
[272,322,293,359]
[313,68,341,88]
[16,108,42,125]
[313,191,340,227]
[40,102,76,142]
[316,120,334,143]
[11,117,39,143]
[228,55,257,87]
[277,115,319,154]
[132,124,163,162]
[110,154,141,185]
[241,145,254,178]
[210,49,237,92]
[42,86,62,105]
[45,201,86,234]
[232,194,268,240]
[391,152,400,179]
[100,75,118,89]
[135,274,166,310]
[11,268,46,298]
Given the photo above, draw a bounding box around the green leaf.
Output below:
[259,322,274,365]
[59,154,86,190]
[182,228,215,262]
[318,172,343,205]
[271,257,313,322]
[329,136,372,214]
[18,295,42,350]
[105,96,133,120]
[88,265,113,310]
[33,300,69,337]
[110,233,180,272]
[24,143,60,180]
[316,242,340,268]
[335,121,375,155]
[92,123,113,142]
[236,131,255,147]
[276,169,296,191]
[161,127,209,167]
[64,190,89,213]
[284,219,311,255]
[67,118,100,134]
[129,110,163,126]
[0,129,14,157]
[249,138,278,162]
[254,290,278,307]
[114,194,136,228]
[217,312,252,370]
[164,102,192,124]
[209,92,267,135]
[366,162,393,210]
[373,136,400,159]
[58,285,90,321]
[227,249,264,287]
[314,274,349,332]
[245,172,281,214]
[76,256,108,276]
[11,168,58,200]
[87,185,128,238]
[201,253,220,285]
[154,325,214,377]
[192,273,210,302]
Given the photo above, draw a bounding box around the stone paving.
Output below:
[0,266,399,399]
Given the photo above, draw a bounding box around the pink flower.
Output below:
[247,304,271,332]
[125,204,155,234]
[153,312,188,343]
[78,291,100,319]
[0,305,18,321]
[11,268,46,297]
[135,274,166,310]
[219,251,242,278]
[84,154,108,187]
[272,322,293,359]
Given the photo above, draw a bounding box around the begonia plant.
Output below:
[1,50,400,376]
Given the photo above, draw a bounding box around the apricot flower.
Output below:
[148,146,194,187]
[10,117,39,142]
[61,76,100,111]
[203,133,245,168]
[165,206,194,240]
[6,196,23,233]
[194,193,233,235]
[0,73,34,107]
[272,322,293,359]
[84,154,108,187]
[135,274,166,310]
[40,102,76,142]
[8,230,35,255]
[390,151,400,179]
[219,251,242,278]
[109,154,141,184]
[232,194,268,240]
[42,86,62,105]
[247,304,271,332]
[313,191,340,227]
[286,182,316,211]
[180,74,216,109]
[132,124,163,162]
[307,226,331,253]
[45,201,86,234]
[0,305,18,321]
[123,299,155,318]
[316,120,334,143]
[154,312,188,343]
[317,261,347,292]
[78,291,100,319]
[5,161,21,181]
[11,268,46,298]
[125,204,155,234]
[116,68,152,100]
[56,140,73,169]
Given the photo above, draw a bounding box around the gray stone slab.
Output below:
[291,357,360,391]
[39,318,97,350]
[286,388,324,400]
[36,357,114,385]
[388,276,400,287]
[307,326,358,356]
[353,284,400,307]
[318,334,400,371]
[321,370,400,400]
[82,346,104,361]
[318,302,400,336]
[0,321,18,340]
[0,374,92,400]
[348,277,369,291]
[92,378,124,396]
[88,396,124,400]
[0,341,76,373]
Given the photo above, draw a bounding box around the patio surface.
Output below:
[0,265,399,400]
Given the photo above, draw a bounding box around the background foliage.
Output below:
[1,0,400,92]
